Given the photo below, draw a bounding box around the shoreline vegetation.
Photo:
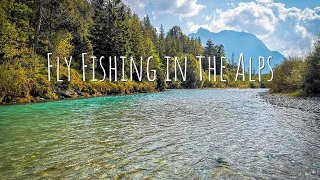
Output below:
[268,36,320,97]
[0,0,318,105]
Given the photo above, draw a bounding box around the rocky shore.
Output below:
[260,92,320,114]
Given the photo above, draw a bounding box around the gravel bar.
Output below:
[260,92,320,114]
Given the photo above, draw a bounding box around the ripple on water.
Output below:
[0,89,319,179]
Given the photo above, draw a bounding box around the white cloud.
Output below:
[122,0,147,17]
[154,26,160,35]
[187,21,211,32]
[123,0,205,19]
[188,2,319,57]
[300,7,320,35]
[208,2,277,38]
[153,0,205,19]
[256,0,273,4]
[205,15,211,21]
[226,2,235,8]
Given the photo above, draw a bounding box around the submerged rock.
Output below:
[216,157,228,165]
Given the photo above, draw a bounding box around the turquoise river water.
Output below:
[0,89,319,179]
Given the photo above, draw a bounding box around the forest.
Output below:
[1,0,317,104]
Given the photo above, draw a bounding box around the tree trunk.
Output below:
[33,0,42,55]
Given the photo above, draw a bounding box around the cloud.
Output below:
[123,0,205,19]
[188,2,320,57]
[209,2,277,38]
[256,0,273,4]
[205,15,211,21]
[122,0,147,17]
[152,0,205,19]
[187,21,211,32]
[263,4,320,56]
[300,7,320,35]
[154,26,160,35]
[226,2,235,8]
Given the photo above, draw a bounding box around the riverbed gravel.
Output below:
[260,92,320,114]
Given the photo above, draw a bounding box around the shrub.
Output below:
[270,57,306,93]
[0,63,28,103]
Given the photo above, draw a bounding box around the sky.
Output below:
[122,0,320,57]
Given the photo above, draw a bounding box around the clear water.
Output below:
[0,89,319,179]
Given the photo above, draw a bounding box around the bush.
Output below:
[270,57,306,93]
[0,63,28,103]
[30,74,49,97]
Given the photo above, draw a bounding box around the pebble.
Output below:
[260,92,320,114]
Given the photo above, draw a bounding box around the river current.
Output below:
[0,89,319,179]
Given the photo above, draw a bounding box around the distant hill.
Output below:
[189,28,284,73]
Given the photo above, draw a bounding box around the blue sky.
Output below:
[122,0,320,57]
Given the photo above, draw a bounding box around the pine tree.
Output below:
[158,24,165,60]
[228,52,236,69]
[143,15,157,46]
[215,44,225,75]
[203,39,216,71]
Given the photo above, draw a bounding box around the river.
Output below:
[0,89,319,179]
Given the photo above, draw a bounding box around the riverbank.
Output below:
[1,81,158,105]
[1,86,265,105]
[260,92,320,114]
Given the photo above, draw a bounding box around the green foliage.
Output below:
[181,54,202,88]
[269,57,306,93]
[304,35,320,95]
[51,31,73,58]
[0,63,28,103]
[203,39,225,75]
[265,35,320,96]
[0,0,33,63]
[165,26,203,57]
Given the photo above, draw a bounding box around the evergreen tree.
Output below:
[215,44,225,75]
[158,24,165,60]
[181,54,202,88]
[203,39,216,71]
[228,52,236,70]
[143,15,157,47]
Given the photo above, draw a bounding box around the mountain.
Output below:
[189,28,284,73]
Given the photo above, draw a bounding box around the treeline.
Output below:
[0,0,268,104]
[269,34,320,96]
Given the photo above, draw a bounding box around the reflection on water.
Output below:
[0,89,319,179]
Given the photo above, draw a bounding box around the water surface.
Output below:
[0,89,319,179]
